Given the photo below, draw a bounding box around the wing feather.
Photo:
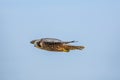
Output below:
[41,38,77,44]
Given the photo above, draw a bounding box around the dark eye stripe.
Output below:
[37,41,41,47]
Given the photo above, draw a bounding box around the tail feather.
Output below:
[64,45,85,50]
[75,46,85,50]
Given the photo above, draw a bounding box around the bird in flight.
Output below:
[30,38,85,52]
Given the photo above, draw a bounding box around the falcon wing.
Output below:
[61,40,78,44]
[42,38,77,44]
[42,38,62,43]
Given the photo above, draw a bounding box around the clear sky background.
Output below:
[0,0,120,80]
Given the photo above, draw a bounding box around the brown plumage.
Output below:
[30,38,85,52]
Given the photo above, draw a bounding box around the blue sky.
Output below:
[0,0,120,80]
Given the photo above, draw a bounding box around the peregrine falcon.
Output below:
[30,38,85,52]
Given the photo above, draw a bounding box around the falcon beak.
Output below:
[30,40,36,44]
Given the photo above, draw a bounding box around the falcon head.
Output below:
[30,39,42,48]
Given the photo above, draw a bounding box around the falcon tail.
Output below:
[65,45,85,50]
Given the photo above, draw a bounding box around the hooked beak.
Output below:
[30,40,36,44]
